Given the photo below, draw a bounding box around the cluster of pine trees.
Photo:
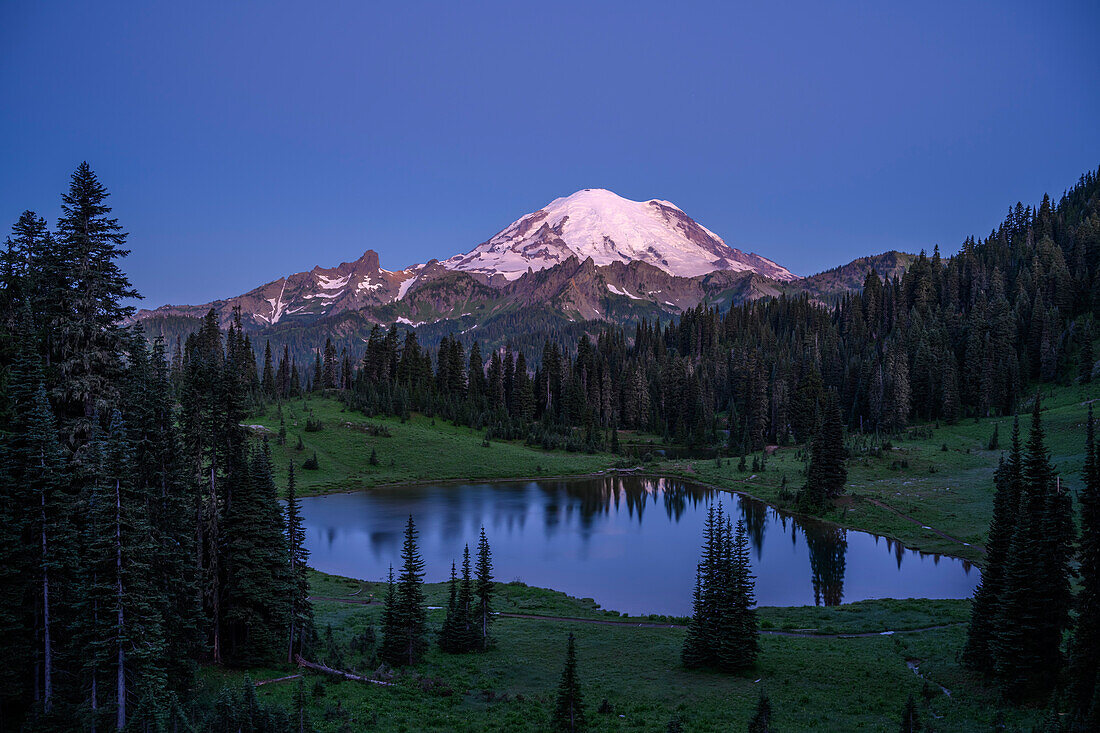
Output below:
[681,504,760,672]
[0,164,311,730]
[963,401,1098,726]
[378,516,495,668]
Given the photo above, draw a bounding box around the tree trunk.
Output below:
[115,478,126,731]
[209,465,221,663]
[40,480,52,712]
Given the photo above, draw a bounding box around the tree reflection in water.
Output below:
[805,524,848,606]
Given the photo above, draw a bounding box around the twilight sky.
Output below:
[2,0,1098,307]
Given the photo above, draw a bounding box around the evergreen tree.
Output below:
[285,463,313,663]
[718,519,759,671]
[1070,407,1100,714]
[382,515,427,666]
[438,561,463,653]
[964,416,1022,671]
[551,633,586,733]
[898,694,921,733]
[379,565,400,664]
[51,163,138,452]
[801,391,846,509]
[222,441,292,664]
[261,341,275,397]
[747,689,774,733]
[457,544,476,651]
[681,503,716,669]
[475,527,494,650]
[992,398,1073,698]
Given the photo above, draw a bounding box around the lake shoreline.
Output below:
[293,466,984,569]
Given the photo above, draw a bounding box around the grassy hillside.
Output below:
[199,571,1041,732]
[656,380,1097,564]
[249,397,618,496]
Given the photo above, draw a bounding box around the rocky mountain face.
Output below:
[137,188,800,330]
[135,189,909,355]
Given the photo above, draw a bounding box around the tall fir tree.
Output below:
[964,416,1022,670]
[285,462,313,663]
[382,515,427,666]
[551,632,586,733]
[747,689,774,733]
[801,392,846,509]
[1069,407,1100,715]
[475,527,494,650]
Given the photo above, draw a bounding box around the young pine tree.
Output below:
[382,515,427,666]
[718,519,759,672]
[438,561,462,653]
[552,633,586,733]
[475,527,494,650]
[899,694,921,733]
[682,503,717,668]
[747,689,773,733]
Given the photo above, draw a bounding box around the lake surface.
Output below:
[298,476,979,616]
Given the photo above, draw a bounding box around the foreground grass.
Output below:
[198,571,1042,732]
[249,397,618,496]
[657,380,1097,564]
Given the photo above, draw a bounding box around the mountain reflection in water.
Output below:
[297,476,978,616]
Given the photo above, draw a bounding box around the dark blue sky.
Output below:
[2,1,1098,307]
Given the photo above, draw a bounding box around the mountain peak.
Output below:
[442,189,796,282]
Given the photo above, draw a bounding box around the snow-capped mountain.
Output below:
[442,188,797,282]
[136,188,805,333]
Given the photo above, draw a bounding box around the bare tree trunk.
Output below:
[40,480,53,712]
[115,478,126,731]
[287,553,297,663]
[209,465,221,663]
[90,669,97,733]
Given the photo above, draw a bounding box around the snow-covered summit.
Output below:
[442,188,797,282]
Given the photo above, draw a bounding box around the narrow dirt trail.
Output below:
[863,497,985,555]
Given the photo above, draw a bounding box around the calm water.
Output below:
[298,477,979,616]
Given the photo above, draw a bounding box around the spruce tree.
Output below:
[964,416,1021,671]
[747,689,774,733]
[801,392,846,510]
[438,561,462,653]
[552,633,586,733]
[992,398,1072,697]
[898,694,921,733]
[475,526,494,650]
[222,441,292,664]
[457,544,476,651]
[382,515,427,666]
[285,463,313,663]
[379,565,400,665]
[1070,407,1100,714]
[51,163,138,451]
[682,503,717,669]
[718,519,759,671]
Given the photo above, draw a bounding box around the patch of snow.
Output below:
[396,274,419,300]
[606,283,643,300]
[356,275,384,293]
[258,278,289,324]
[303,290,343,300]
[395,317,425,327]
[316,273,350,290]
